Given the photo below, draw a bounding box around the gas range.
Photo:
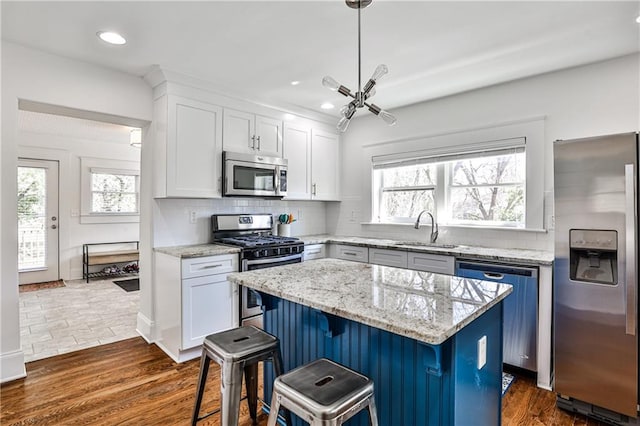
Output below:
[212,213,305,328]
[220,234,304,260]
[211,213,305,263]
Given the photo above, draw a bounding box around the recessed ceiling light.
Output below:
[97,31,126,45]
[290,81,300,86]
[321,102,335,110]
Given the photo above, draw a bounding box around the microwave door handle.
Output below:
[275,167,280,195]
[624,163,636,336]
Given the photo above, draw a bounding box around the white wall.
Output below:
[17,111,141,280]
[329,54,640,252]
[153,198,327,248]
[1,41,152,382]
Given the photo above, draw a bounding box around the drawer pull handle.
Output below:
[344,252,357,256]
[201,264,223,269]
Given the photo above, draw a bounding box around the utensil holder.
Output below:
[278,224,291,237]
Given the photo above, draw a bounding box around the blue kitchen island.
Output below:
[228,258,512,426]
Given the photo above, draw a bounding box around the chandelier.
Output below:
[322,0,397,132]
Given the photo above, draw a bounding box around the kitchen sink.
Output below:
[394,242,458,249]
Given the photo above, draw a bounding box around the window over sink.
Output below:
[373,139,526,228]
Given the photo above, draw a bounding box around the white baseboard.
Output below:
[136,311,155,343]
[0,349,26,384]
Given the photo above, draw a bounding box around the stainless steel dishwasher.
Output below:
[455,259,538,371]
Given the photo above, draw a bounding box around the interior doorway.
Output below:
[18,158,59,285]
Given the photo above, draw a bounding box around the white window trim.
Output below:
[80,157,140,224]
[364,117,545,231]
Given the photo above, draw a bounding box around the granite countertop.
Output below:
[227,258,512,345]
[154,243,240,258]
[300,234,554,266]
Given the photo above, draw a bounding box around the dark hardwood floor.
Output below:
[1,337,608,425]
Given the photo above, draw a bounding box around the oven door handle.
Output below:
[245,253,302,266]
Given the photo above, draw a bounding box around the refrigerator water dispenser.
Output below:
[569,229,618,285]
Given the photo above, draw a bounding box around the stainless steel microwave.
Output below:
[223,151,288,198]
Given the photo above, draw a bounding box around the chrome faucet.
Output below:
[414,210,439,243]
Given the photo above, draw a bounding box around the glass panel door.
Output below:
[18,159,59,284]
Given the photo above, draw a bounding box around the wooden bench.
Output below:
[83,241,139,282]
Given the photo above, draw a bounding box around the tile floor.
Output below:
[19,277,140,362]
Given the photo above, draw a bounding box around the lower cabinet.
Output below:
[330,244,369,263]
[368,248,408,268]
[182,273,235,349]
[154,252,239,362]
[303,244,326,261]
[408,252,455,275]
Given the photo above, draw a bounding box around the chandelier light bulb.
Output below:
[378,109,397,126]
[365,86,376,100]
[337,116,352,133]
[322,76,341,91]
[370,64,389,82]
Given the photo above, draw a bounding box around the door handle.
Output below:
[256,136,261,150]
[483,272,504,280]
[51,224,57,229]
[250,135,256,149]
[624,163,636,336]
[312,183,317,196]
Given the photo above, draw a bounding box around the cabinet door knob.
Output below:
[51,224,57,230]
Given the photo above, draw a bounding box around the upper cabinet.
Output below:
[283,122,340,201]
[153,94,223,198]
[223,108,283,157]
[311,129,340,201]
[283,122,312,199]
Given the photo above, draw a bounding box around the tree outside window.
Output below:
[374,148,525,227]
[91,172,138,214]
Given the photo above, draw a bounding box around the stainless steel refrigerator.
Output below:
[554,132,638,424]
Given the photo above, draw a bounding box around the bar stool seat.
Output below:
[192,326,291,426]
[267,358,378,426]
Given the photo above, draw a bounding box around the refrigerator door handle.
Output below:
[624,163,636,336]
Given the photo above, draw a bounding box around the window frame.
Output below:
[368,119,544,230]
[90,168,140,215]
[444,150,526,227]
[80,157,140,224]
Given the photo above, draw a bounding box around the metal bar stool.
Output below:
[191,326,291,426]
[267,358,379,426]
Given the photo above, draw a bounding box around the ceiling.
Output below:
[2,1,639,118]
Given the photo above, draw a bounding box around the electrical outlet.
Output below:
[189,210,197,224]
[477,335,487,370]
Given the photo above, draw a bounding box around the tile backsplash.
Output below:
[153,198,327,248]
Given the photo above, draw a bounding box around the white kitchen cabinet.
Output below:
[330,244,368,263]
[407,252,455,275]
[303,244,326,261]
[284,123,341,201]
[182,273,234,349]
[311,129,341,201]
[283,122,312,199]
[223,108,282,157]
[153,94,223,198]
[154,252,239,362]
[369,248,408,268]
